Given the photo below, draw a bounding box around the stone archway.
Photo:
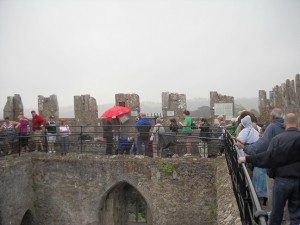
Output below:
[20,210,34,225]
[99,182,152,225]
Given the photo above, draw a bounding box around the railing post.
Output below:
[18,130,21,156]
[44,129,48,153]
[80,126,83,154]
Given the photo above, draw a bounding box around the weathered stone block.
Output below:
[3,94,23,120]
[38,94,59,119]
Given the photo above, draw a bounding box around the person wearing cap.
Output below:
[45,115,57,153]
[31,110,46,152]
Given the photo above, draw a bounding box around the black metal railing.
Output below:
[0,125,222,157]
[223,130,268,225]
[0,123,270,224]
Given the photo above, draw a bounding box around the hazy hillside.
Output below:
[235,98,258,111]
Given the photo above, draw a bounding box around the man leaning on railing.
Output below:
[238,113,300,225]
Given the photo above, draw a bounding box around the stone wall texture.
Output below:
[3,94,23,120]
[0,158,34,225]
[74,95,98,135]
[0,154,241,225]
[115,93,140,136]
[38,94,59,119]
[162,92,187,122]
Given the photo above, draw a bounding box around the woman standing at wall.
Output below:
[18,114,30,153]
[0,117,20,154]
[59,119,70,155]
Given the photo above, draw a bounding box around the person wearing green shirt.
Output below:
[179,110,192,156]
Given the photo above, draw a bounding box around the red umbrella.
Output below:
[101,106,131,119]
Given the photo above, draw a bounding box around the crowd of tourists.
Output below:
[0,111,71,155]
[95,110,195,158]
[0,110,197,157]
[217,108,300,225]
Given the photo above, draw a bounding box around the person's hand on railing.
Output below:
[238,156,246,164]
[235,139,245,149]
[95,137,107,142]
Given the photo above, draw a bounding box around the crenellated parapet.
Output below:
[74,94,98,126]
[38,94,59,119]
[259,74,300,123]
[210,91,234,121]
[162,92,187,122]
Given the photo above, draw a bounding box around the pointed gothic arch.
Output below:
[99,182,152,225]
[20,210,34,225]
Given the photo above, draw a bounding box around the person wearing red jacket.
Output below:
[31,110,46,151]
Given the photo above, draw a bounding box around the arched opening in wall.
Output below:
[99,182,152,225]
[20,210,34,225]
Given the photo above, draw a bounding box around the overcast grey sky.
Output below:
[1,0,300,112]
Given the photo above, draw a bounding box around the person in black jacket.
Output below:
[103,119,114,155]
[199,118,211,142]
[135,113,152,157]
[238,113,300,225]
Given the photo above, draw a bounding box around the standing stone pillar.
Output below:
[272,85,284,110]
[74,95,98,126]
[38,95,59,119]
[162,92,186,122]
[284,79,297,113]
[258,90,271,124]
[115,93,140,136]
[3,94,23,120]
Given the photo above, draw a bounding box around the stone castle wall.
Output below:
[38,94,59,119]
[259,74,300,123]
[2,92,189,128]
[210,91,235,122]
[162,92,187,123]
[0,155,241,225]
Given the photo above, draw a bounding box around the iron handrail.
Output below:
[223,130,268,225]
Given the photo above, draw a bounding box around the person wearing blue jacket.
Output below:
[135,113,152,157]
[238,113,300,225]
[240,108,284,155]
[117,136,136,155]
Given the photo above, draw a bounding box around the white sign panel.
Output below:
[131,111,139,117]
[214,103,233,119]
[167,111,175,117]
